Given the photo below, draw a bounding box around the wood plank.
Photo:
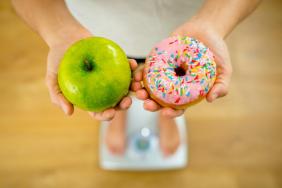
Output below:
[0,0,281,187]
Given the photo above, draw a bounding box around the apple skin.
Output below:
[58,37,131,112]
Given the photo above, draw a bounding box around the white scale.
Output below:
[99,97,188,171]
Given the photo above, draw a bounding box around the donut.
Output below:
[143,36,216,109]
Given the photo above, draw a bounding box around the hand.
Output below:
[171,20,232,102]
[131,64,184,118]
[45,31,138,121]
[132,21,232,118]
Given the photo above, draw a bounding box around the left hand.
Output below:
[132,20,232,117]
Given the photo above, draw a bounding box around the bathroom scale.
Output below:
[99,97,188,171]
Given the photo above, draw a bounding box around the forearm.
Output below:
[12,0,90,47]
[189,0,261,38]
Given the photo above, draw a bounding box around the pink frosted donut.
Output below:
[143,36,216,109]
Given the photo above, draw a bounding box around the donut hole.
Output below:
[174,66,186,77]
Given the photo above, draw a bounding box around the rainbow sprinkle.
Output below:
[144,36,216,106]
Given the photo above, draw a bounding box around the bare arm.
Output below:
[133,0,261,117]
[184,0,261,38]
[12,0,90,47]
[12,0,137,120]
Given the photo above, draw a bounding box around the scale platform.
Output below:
[99,97,188,171]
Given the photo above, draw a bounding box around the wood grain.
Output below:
[0,0,281,187]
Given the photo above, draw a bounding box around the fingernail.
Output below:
[63,107,69,115]
[89,112,96,117]
[60,102,68,115]
[211,93,218,101]
[145,99,151,103]
[179,110,184,116]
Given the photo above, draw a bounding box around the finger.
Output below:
[136,89,149,100]
[206,81,229,102]
[117,96,132,110]
[206,65,232,102]
[161,107,184,118]
[134,69,143,82]
[143,99,161,112]
[90,108,116,121]
[57,93,74,115]
[101,108,116,121]
[88,111,96,117]
[128,59,138,71]
[45,73,74,115]
[131,81,142,91]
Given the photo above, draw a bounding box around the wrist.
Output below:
[190,16,227,39]
[40,24,92,48]
[174,17,225,41]
[171,18,228,59]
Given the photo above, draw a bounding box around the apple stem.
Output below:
[84,59,92,71]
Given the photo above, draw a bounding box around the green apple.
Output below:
[58,37,131,112]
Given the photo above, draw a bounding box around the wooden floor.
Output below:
[0,0,281,188]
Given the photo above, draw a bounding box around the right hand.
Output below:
[131,65,185,118]
[132,20,232,118]
[45,31,138,121]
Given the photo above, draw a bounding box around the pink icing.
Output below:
[144,36,216,106]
